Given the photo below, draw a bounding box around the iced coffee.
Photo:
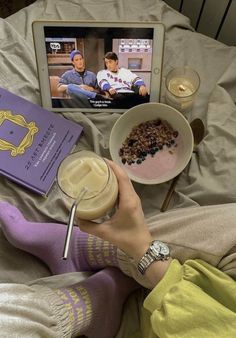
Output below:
[57,150,118,220]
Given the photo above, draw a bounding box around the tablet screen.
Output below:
[33,21,164,113]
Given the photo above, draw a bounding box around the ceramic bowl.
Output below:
[109,102,193,184]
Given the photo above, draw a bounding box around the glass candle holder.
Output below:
[165,67,200,114]
[57,150,118,221]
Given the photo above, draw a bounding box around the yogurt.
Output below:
[125,136,182,180]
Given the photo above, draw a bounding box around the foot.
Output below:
[0,201,118,275]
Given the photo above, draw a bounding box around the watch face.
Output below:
[151,240,169,256]
[159,242,170,256]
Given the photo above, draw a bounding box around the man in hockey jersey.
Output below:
[97,51,149,108]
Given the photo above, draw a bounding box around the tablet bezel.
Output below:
[32,20,165,113]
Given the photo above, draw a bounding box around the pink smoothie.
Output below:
[124,136,182,180]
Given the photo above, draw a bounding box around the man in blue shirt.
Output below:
[57,50,106,107]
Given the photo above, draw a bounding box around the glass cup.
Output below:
[165,67,200,114]
[57,150,119,222]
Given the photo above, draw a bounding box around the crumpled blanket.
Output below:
[0,0,236,336]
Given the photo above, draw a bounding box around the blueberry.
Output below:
[136,159,142,164]
[141,151,147,157]
[137,150,142,157]
[150,148,156,155]
[122,158,126,164]
[170,139,175,144]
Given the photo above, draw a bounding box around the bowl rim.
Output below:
[109,102,194,184]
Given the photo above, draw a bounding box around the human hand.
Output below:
[78,160,153,261]
[108,88,117,95]
[139,85,148,96]
[57,84,68,93]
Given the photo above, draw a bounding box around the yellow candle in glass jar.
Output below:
[165,67,200,114]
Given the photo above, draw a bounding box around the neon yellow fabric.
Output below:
[141,259,236,338]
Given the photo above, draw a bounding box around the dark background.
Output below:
[0,0,36,18]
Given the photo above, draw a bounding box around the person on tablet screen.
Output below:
[57,50,107,107]
[97,51,149,108]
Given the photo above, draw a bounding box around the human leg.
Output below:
[67,84,96,99]
[3,200,235,288]
[0,201,119,275]
[0,267,138,338]
[118,203,236,287]
[148,203,236,274]
[0,283,69,338]
[55,267,138,338]
[111,93,149,109]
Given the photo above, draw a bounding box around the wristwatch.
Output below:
[137,240,170,275]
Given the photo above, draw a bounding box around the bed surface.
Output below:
[0,0,236,336]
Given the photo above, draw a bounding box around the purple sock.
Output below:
[55,267,138,338]
[0,201,119,275]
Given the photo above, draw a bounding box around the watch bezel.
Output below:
[150,240,169,257]
[137,240,170,275]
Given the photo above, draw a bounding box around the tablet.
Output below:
[32,20,165,113]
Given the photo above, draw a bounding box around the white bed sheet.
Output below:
[0,0,236,336]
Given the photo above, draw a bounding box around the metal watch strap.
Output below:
[137,251,158,275]
[137,240,170,275]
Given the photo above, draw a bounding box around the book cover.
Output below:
[0,87,83,195]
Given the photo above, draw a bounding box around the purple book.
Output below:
[0,87,83,195]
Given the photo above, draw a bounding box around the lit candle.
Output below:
[165,67,200,114]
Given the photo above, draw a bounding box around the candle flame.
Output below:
[178,85,186,92]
